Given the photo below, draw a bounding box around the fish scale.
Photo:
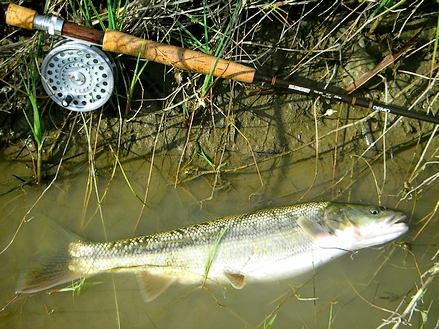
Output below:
[16,201,408,302]
[70,203,325,275]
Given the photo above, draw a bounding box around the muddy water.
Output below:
[1,104,438,328]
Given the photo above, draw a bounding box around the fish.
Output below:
[16,201,408,301]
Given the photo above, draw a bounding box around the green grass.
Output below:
[197,146,226,171]
[175,21,210,54]
[21,12,46,185]
[414,290,433,329]
[21,74,43,185]
[370,0,407,19]
[59,278,102,297]
[68,0,95,28]
[68,0,128,30]
[172,1,243,98]
[127,41,149,113]
[68,0,138,114]
[107,0,129,31]
[203,225,229,285]
[263,313,277,329]
[200,0,242,98]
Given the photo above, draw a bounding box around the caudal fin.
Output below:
[16,223,84,294]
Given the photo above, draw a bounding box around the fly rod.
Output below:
[4,3,439,123]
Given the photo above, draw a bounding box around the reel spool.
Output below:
[41,40,116,112]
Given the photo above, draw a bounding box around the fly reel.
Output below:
[41,40,116,112]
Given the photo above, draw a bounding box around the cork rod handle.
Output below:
[103,29,256,83]
[4,4,256,83]
[5,3,37,30]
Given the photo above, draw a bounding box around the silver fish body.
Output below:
[17,201,408,301]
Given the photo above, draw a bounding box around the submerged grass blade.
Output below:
[197,146,226,171]
[110,145,148,207]
[414,297,433,329]
[264,313,277,329]
[59,278,102,296]
[327,301,338,329]
[203,225,229,286]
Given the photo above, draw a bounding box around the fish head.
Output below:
[320,203,408,251]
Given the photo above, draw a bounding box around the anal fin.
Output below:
[224,272,246,289]
[136,270,175,302]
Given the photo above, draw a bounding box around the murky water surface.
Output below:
[1,117,438,328]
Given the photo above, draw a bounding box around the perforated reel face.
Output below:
[41,40,115,112]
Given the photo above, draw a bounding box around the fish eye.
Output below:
[369,207,380,215]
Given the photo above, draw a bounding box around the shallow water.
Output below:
[1,126,438,329]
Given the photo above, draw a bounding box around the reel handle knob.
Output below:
[62,95,73,107]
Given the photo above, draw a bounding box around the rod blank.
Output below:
[255,74,439,124]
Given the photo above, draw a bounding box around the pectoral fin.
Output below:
[136,271,175,302]
[224,272,246,289]
[297,216,332,239]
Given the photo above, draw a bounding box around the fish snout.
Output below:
[384,213,409,236]
[386,213,408,227]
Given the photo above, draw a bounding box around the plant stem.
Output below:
[36,146,42,185]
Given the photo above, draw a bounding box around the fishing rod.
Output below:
[3,4,439,124]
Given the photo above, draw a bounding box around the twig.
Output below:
[387,260,439,329]
[344,37,419,94]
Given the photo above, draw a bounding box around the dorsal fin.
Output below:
[224,272,246,289]
[136,270,175,302]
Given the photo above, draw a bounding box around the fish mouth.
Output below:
[383,213,409,236]
[387,213,407,226]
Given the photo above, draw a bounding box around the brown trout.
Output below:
[17,201,408,301]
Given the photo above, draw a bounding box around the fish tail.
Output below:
[16,222,84,294]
